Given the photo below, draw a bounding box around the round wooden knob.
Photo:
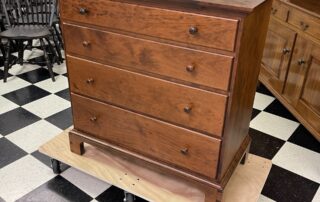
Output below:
[184,104,193,114]
[180,148,189,155]
[90,116,97,122]
[79,7,88,15]
[300,21,309,31]
[189,26,198,35]
[82,41,90,47]
[298,59,306,66]
[283,48,290,54]
[186,64,195,73]
[86,78,94,84]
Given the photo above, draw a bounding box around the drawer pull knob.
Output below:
[90,116,97,122]
[300,22,309,31]
[271,8,278,15]
[79,7,88,15]
[184,104,193,114]
[189,26,198,35]
[86,78,94,84]
[180,148,189,155]
[283,48,291,54]
[298,59,306,66]
[82,41,90,47]
[186,64,195,73]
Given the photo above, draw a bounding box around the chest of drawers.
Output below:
[60,0,271,201]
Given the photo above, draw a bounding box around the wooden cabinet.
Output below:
[261,19,296,93]
[284,36,320,133]
[61,0,272,201]
[260,0,320,141]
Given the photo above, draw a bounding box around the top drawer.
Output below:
[287,7,320,39]
[271,0,289,22]
[60,0,239,52]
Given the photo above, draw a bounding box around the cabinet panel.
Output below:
[284,36,320,132]
[260,19,296,93]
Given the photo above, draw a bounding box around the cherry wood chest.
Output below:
[60,0,271,201]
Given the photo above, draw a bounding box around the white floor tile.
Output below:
[6,120,62,153]
[313,187,320,202]
[61,167,111,198]
[253,92,275,110]
[26,48,44,60]
[0,96,19,114]
[22,94,70,118]
[258,195,276,202]
[0,155,55,202]
[35,75,69,93]
[6,63,40,76]
[273,142,320,184]
[53,63,67,75]
[0,77,31,95]
[250,111,299,140]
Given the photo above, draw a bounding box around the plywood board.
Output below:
[39,130,271,202]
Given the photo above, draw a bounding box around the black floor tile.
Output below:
[0,196,5,202]
[262,165,319,202]
[264,99,298,122]
[45,108,73,130]
[0,138,28,168]
[256,83,273,96]
[251,108,261,120]
[17,68,58,83]
[2,85,50,106]
[16,175,93,202]
[0,107,41,135]
[55,88,70,101]
[288,125,320,153]
[249,128,285,159]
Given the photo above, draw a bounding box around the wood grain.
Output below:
[260,18,297,93]
[67,56,227,136]
[63,23,234,91]
[71,94,221,179]
[39,130,272,202]
[60,0,239,51]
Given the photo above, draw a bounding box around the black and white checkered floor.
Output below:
[0,49,319,202]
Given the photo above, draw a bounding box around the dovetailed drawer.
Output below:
[71,93,221,179]
[60,0,239,51]
[63,24,234,91]
[67,56,228,137]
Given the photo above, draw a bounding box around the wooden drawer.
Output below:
[287,7,320,39]
[71,93,221,179]
[67,56,227,136]
[63,24,233,91]
[60,0,239,51]
[271,0,289,22]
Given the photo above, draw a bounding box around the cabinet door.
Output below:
[284,36,320,132]
[260,19,296,93]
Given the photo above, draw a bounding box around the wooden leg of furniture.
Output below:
[69,132,85,155]
[51,33,63,64]
[18,40,24,65]
[39,38,55,82]
[3,40,11,83]
[50,158,61,174]
[45,37,60,65]
[240,140,251,165]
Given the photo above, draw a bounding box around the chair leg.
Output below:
[45,37,60,65]
[40,38,55,82]
[53,23,64,50]
[3,40,11,83]
[51,32,63,64]
[18,40,24,66]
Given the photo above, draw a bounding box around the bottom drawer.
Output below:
[71,93,221,179]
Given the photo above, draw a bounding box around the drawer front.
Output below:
[63,24,234,91]
[60,0,239,51]
[71,93,221,179]
[288,8,320,39]
[271,0,289,22]
[68,56,227,136]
